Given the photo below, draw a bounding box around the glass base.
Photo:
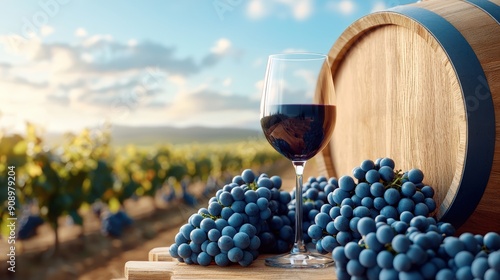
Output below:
[264,252,335,269]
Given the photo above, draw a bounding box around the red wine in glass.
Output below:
[260,53,336,268]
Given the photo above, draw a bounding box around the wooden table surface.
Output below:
[124,247,337,280]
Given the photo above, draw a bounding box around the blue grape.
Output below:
[200,218,216,232]
[190,228,207,244]
[376,224,394,244]
[454,251,474,267]
[379,166,395,182]
[377,250,394,269]
[392,234,411,253]
[485,268,500,280]
[359,248,377,268]
[233,232,250,249]
[488,250,500,270]
[357,217,376,236]
[337,231,353,245]
[380,268,399,280]
[360,159,375,172]
[365,170,381,184]
[346,259,366,277]
[190,242,202,253]
[380,205,398,219]
[238,251,254,267]
[241,169,255,184]
[414,203,430,216]
[393,253,412,272]
[401,182,417,197]
[407,169,424,184]
[484,232,500,251]
[420,185,434,198]
[340,205,354,218]
[219,192,234,207]
[352,167,366,180]
[471,257,489,278]
[217,235,233,251]
[232,175,245,185]
[334,215,350,232]
[270,175,282,189]
[380,157,395,169]
[456,266,473,280]
[443,237,465,258]
[436,268,454,280]
[244,190,258,203]
[384,188,401,205]
[178,243,192,259]
[231,187,245,201]
[398,198,415,214]
[208,202,222,216]
[339,175,356,192]
[353,206,371,218]
[223,225,238,238]
[370,182,385,197]
[206,241,220,256]
[407,244,427,265]
[256,187,271,200]
[412,191,425,203]
[321,235,339,252]
[215,253,230,266]
[244,202,259,216]
[345,241,363,260]
[197,252,212,266]
[227,213,244,228]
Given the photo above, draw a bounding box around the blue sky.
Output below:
[0,0,418,134]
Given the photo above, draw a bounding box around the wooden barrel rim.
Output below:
[324,4,496,228]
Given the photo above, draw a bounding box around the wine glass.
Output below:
[260,53,336,268]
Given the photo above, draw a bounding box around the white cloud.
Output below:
[326,0,356,15]
[247,0,267,19]
[282,48,308,53]
[40,25,54,37]
[371,1,387,12]
[75,27,88,37]
[0,31,242,133]
[128,39,138,47]
[246,0,313,20]
[223,78,232,86]
[339,0,355,15]
[82,34,113,47]
[211,38,232,54]
[253,58,263,67]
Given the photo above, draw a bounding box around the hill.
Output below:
[110,125,263,145]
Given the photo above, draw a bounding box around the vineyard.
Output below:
[0,123,281,252]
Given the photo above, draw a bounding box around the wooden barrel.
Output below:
[316,0,500,234]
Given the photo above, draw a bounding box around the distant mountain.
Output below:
[42,125,265,147]
[110,125,264,145]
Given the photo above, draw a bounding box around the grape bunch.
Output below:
[168,169,293,266]
[101,210,133,237]
[306,158,437,253]
[17,215,44,240]
[333,213,500,280]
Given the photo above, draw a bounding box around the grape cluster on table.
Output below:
[166,157,500,279]
[304,158,437,253]
[168,169,293,266]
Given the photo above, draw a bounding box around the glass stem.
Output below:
[292,160,307,254]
